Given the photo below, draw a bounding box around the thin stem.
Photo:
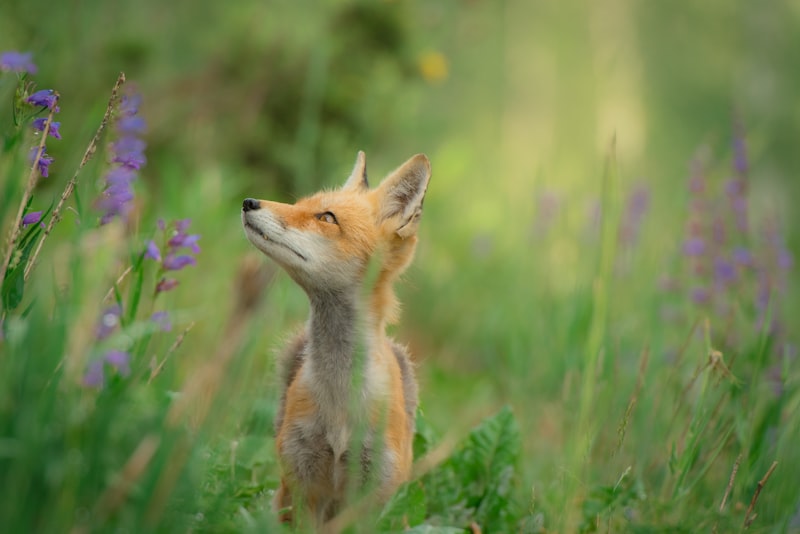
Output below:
[23,72,126,282]
[0,96,59,287]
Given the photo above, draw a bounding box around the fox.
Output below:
[241,151,431,526]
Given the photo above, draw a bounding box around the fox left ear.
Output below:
[376,154,431,239]
[343,150,369,191]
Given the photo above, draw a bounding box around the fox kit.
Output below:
[241,151,431,525]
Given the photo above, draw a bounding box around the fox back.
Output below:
[241,152,431,525]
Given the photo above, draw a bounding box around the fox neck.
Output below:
[305,286,368,408]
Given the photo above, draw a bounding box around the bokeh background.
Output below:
[2,0,799,531]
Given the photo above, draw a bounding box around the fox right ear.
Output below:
[376,154,431,239]
[343,150,369,191]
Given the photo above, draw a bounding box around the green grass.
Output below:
[2,1,800,532]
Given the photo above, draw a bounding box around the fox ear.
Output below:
[376,154,431,239]
[343,150,369,191]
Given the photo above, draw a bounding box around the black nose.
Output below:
[242,198,261,212]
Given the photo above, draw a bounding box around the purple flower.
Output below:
[26,89,59,111]
[682,237,705,257]
[778,249,793,271]
[732,247,751,266]
[168,233,201,254]
[163,254,196,271]
[119,93,142,116]
[0,51,37,74]
[97,88,146,225]
[96,183,135,225]
[83,360,105,388]
[117,116,146,134]
[32,118,62,140]
[144,240,162,261]
[151,311,172,332]
[21,211,43,227]
[28,147,53,177]
[714,258,736,285]
[95,304,122,340]
[156,278,179,293]
[104,350,131,376]
[691,287,711,305]
[175,219,191,233]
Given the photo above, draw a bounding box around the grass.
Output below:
[2,1,800,532]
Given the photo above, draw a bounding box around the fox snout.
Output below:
[242,198,261,212]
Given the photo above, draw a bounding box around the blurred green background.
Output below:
[2,0,799,531]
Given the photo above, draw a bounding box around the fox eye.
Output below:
[316,211,338,225]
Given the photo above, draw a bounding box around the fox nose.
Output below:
[242,198,261,212]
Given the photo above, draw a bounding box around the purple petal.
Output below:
[144,240,162,262]
[117,116,146,134]
[691,287,711,305]
[119,93,142,116]
[83,360,105,388]
[168,233,201,254]
[714,258,736,284]
[31,118,62,140]
[28,147,53,177]
[104,167,136,186]
[157,219,166,231]
[104,350,131,376]
[175,219,191,233]
[683,237,706,257]
[732,247,751,266]
[156,278,179,293]
[162,254,196,271]
[22,211,43,227]
[151,311,172,332]
[26,89,58,110]
[0,51,37,74]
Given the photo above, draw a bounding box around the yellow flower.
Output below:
[418,51,448,84]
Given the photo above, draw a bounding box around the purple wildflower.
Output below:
[682,237,705,257]
[97,87,146,225]
[732,246,751,267]
[168,233,201,254]
[28,147,54,177]
[104,350,131,376]
[117,116,146,134]
[95,304,122,340]
[111,136,147,169]
[147,218,200,293]
[0,51,37,74]
[26,89,59,111]
[713,258,736,285]
[156,278,179,293]
[145,240,162,261]
[32,118,62,140]
[83,360,105,388]
[163,254,196,271]
[151,311,172,332]
[690,287,711,305]
[21,211,43,227]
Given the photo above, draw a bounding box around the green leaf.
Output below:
[234,436,274,470]
[1,264,25,310]
[378,481,427,530]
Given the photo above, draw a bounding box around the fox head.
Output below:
[242,152,430,322]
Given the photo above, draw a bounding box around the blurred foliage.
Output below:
[2,0,800,532]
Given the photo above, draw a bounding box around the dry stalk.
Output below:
[613,345,649,457]
[719,453,742,512]
[743,460,778,529]
[23,72,126,281]
[149,321,195,384]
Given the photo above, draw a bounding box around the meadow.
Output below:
[1,1,799,532]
